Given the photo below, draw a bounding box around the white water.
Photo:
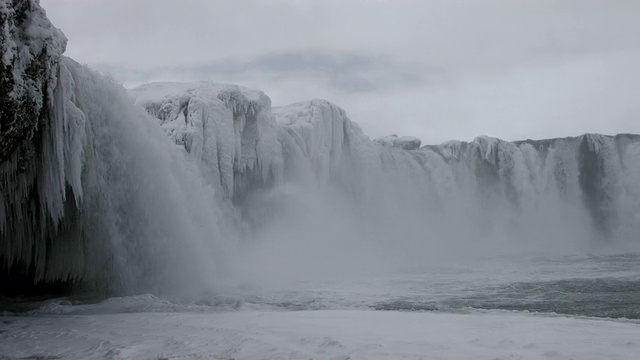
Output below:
[22,59,236,294]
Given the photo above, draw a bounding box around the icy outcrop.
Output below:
[0,0,66,162]
[0,0,76,283]
[424,134,640,241]
[0,0,233,294]
[277,100,640,243]
[130,82,281,198]
[273,99,360,186]
[133,82,640,244]
[374,135,421,150]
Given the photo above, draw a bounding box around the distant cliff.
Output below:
[134,83,640,245]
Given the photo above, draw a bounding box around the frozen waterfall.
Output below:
[1,1,234,295]
[1,0,640,296]
[134,84,640,248]
[133,83,640,281]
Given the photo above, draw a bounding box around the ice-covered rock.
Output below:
[395,136,421,151]
[130,82,282,198]
[374,135,421,150]
[133,82,640,245]
[422,133,640,240]
[273,99,362,185]
[0,1,233,294]
[0,0,67,162]
[0,0,75,283]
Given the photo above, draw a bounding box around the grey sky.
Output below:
[41,0,640,144]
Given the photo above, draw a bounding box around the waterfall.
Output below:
[1,0,639,296]
[136,86,640,281]
[1,1,235,294]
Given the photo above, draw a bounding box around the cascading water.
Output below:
[134,85,640,284]
[2,0,640,297]
[0,1,236,295]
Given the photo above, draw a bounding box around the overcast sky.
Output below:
[41,0,640,144]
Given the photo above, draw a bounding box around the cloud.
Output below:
[42,0,640,69]
[40,0,640,143]
[95,51,420,93]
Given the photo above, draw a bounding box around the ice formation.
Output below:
[374,134,422,150]
[131,82,281,199]
[1,0,74,284]
[273,103,640,252]
[1,0,640,294]
[0,0,232,294]
[134,83,640,249]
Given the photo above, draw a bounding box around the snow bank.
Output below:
[1,310,638,359]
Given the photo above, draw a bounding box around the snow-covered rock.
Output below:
[132,82,640,246]
[130,82,281,198]
[0,0,74,282]
[374,134,421,150]
[0,1,233,294]
[273,99,363,185]
[396,136,421,150]
[0,0,67,162]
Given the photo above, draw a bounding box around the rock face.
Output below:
[0,0,66,162]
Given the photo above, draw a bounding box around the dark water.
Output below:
[5,253,640,320]
[371,253,640,319]
[243,253,640,319]
[373,277,640,319]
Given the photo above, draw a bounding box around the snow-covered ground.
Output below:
[1,309,639,359]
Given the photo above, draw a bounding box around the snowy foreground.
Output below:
[1,310,639,360]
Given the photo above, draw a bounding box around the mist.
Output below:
[211,101,640,294]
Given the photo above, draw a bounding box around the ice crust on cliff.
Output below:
[130,82,281,198]
[2,59,233,290]
[374,134,421,150]
[0,0,66,103]
[0,0,73,281]
[134,82,640,251]
[0,1,235,291]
